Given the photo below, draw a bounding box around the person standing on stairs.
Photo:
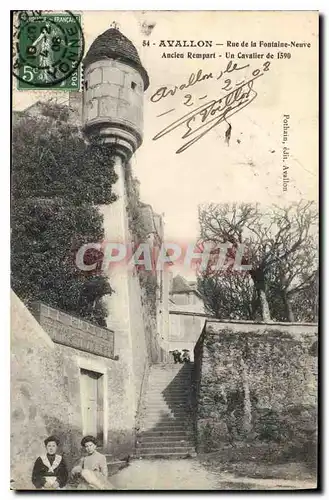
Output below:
[182,350,191,363]
[171,349,182,363]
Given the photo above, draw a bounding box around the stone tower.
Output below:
[83,27,149,158]
[82,28,149,364]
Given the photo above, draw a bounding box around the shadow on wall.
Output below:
[11,402,82,490]
[11,397,134,491]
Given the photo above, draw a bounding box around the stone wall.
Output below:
[30,301,115,359]
[128,269,151,403]
[11,292,137,490]
[193,320,317,459]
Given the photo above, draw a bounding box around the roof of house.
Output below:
[83,28,149,90]
[171,275,198,294]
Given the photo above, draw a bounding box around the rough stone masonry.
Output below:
[193,320,317,457]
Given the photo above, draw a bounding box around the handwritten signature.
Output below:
[152,61,271,154]
[150,61,250,104]
[153,75,261,154]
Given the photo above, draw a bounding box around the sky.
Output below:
[13,11,318,278]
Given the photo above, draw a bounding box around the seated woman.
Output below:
[32,435,68,490]
[71,436,114,490]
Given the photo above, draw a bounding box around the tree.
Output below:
[11,104,118,326]
[198,201,318,322]
[197,271,257,320]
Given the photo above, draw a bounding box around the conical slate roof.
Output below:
[83,28,149,90]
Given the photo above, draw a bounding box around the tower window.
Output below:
[131,81,137,90]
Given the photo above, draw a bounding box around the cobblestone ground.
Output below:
[110,459,317,491]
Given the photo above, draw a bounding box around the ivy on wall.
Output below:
[11,104,117,326]
[125,162,158,318]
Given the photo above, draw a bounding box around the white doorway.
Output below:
[80,368,104,445]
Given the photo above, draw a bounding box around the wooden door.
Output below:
[80,369,104,444]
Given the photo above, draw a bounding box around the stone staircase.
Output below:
[136,363,196,458]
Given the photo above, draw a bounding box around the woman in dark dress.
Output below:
[32,435,68,490]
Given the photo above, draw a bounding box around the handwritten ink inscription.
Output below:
[151,60,271,154]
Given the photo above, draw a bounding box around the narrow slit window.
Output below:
[131,81,137,90]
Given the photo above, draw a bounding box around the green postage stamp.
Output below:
[13,11,84,90]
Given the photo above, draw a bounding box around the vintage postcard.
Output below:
[11,10,318,490]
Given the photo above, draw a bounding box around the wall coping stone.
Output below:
[169,310,317,327]
[30,301,116,360]
[204,318,317,327]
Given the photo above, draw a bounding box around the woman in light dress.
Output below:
[71,435,115,490]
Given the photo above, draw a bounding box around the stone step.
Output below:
[148,388,191,392]
[137,434,193,443]
[147,382,192,386]
[142,420,191,428]
[147,390,190,393]
[148,380,192,384]
[142,415,191,421]
[142,406,192,415]
[149,376,192,378]
[144,400,190,405]
[142,417,191,424]
[137,363,195,459]
[141,424,189,432]
[137,430,191,438]
[148,376,192,380]
[136,447,195,456]
[146,396,190,401]
[147,381,192,385]
[142,410,190,416]
[148,375,192,378]
[144,400,188,405]
[137,443,195,452]
[149,371,193,375]
[146,393,190,397]
[142,408,190,414]
[143,405,190,411]
[136,452,196,459]
[150,365,194,370]
[137,441,194,449]
[142,421,191,428]
[148,379,192,383]
[141,412,193,421]
[145,405,190,410]
[142,414,191,422]
[149,374,193,378]
[149,369,192,372]
[149,377,193,380]
[146,390,191,395]
[148,392,191,395]
[147,390,191,394]
[145,400,190,406]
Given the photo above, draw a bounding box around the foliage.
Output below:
[125,163,149,244]
[125,162,158,312]
[12,114,118,204]
[197,272,259,320]
[39,102,71,122]
[11,105,117,326]
[198,202,318,322]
